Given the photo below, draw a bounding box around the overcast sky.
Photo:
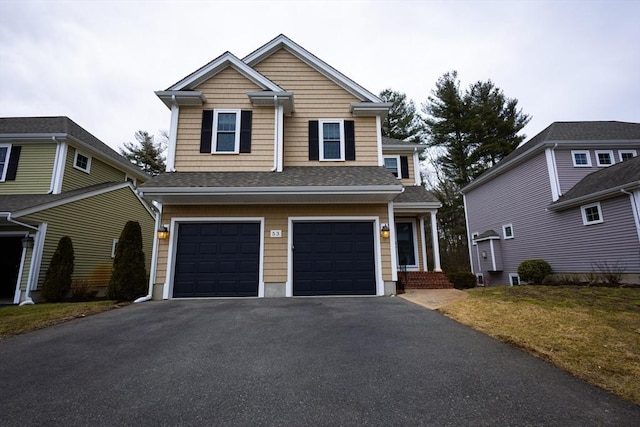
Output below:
[1,0,639,153]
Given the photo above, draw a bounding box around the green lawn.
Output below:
[439,286,640,404]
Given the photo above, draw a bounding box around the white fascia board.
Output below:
[243,34,382,102]
[0,133,67,141]
[167,52,283,92]
[141,185,403,196]
[350,103,393,117]
[382,144,427,151]
[247,91,295,115]
[155,91,207,109]
[473,235,501,243]
[393,202,442,210]
[549,182,640,211]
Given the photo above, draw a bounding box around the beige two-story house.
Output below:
[140,35,443,299]
[0,117,155,304]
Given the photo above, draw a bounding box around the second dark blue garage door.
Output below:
[173,222,260,298]
[293,222,376,296]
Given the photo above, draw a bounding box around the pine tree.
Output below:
[108,221,147,301]
[41,236,74,302]
[379,89,425,143]
[120,130,166,176]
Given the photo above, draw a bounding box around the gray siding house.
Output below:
[461,121,640,285]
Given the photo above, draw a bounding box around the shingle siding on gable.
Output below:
[175,67,273,172]
[62,147,126,191]
[253,48,379,167]
[0,143,56,194]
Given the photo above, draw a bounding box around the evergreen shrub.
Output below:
[517,259,552,284]
[108,221,147,301]
[41,236,75,302]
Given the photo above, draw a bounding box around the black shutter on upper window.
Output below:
[344,120,355,161]
[5,146,21,181]
[308,120,319,161]
[400,156,409,179]
[200,110,214,153]
[239,110,252,153]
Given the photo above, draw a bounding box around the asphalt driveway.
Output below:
[1,297,638,426]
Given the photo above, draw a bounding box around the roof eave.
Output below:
[350,103,392,117]
[549,181,640,211]
[155,91,207,109]
[247,91,295,115]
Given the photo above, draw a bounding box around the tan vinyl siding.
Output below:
[174,67,274,171]
[62,147,127,191]
[254,48,379,167]
[156,204,392,286]
[383,150,416,185]
[22,186,154,291]
[0,143,56,194]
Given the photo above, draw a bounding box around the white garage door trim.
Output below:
[163,217,265,299]
[286,216,384,297]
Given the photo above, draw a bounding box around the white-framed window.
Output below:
[581,202,603,225]
[571,150,591,167]
[0,143,11,181]
[619,149,637,162]
[111,239,118,258]
[509,273,520,286]
[595,150,615,167]
[73,151,91,173]
[212,109,241,153]
[471,232,479,245]
[384,155,402,178]
[319,119,345,161]
[502,224,514,239]
[476,273,484,286]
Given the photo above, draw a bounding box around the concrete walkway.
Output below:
[399,288,469,309]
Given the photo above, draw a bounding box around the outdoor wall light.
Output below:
[21,236,34,249]
[481,251,487,259]
[157,226,169,240]
[381,224,390,239]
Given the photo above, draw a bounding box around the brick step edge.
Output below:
[398,272,454,289]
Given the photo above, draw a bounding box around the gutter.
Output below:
[549,181,640,211]
[141,184,403,195]
[134,203,162,303]
[5,214,39,305]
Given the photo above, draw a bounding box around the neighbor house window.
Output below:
[619,150,637,162]
[213,110,241,153]
[581,202,603,225]
[0,143,10,181]
[74,151,91,173]
[502,224,514,239]
[571,150,591,167]
[384,155,401,178]
[319,120,345,161]
[509,273,520,286]
[595,150,615,167]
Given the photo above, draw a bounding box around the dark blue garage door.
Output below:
[173,222,260,297]
[293,222,376,296]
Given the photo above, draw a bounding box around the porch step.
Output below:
[398,272,453,290]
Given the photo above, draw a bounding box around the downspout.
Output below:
[134,203,162,303]
[6,215,39,305]
[550,143,561,200]
[271,95,279,172]
[621,189,640,242]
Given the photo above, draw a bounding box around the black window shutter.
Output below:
[344,120,355,161]
[200,110,214,153]
[308,120,319,161]
[5,146,21,181]
[400,156,409,179]
[239,110,252,153]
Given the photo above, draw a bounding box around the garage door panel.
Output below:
[293,222,376,296]
[173,222,260,297]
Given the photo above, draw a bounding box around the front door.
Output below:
[0,236,23,300]
[396,221,417,269]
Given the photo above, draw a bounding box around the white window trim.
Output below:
[319,119,345,161]
[383,155,402,178]
[509,273,520,286]
[212,109,241,154]
[476,273,484,286]
[502,224,514,240]
[571,150,591,167]
[0,143,11,181]
[111,239,118,258]
[595,150,615,167]
[471,232,479,246]
[619,149,637,162]
[581,202,604,225]
[73,150,91,173]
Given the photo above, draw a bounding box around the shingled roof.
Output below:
[393,186,440,204]
[0,117,148,181]
[551,156,640,209]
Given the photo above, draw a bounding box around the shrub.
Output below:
[592,261,626,285]
[70,279,99,302]
[41,236,75,302]
[517,259,552,284]
[107,221,147,301]
[446,272,477,289]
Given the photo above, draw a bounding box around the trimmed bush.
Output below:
[108,221,147,301]
[446,272,477,289]
[41,236,75,302]
[518,259,552,284]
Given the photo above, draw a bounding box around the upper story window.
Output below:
[595,150,615,167]
[384,155,401,177]
[571,150,591,167]
[581,202,603,225]
[0,144,10,181]
[74,151,91,173]
[213,110,241,153]
[619,149,637,162]
[319,120,345,161]
[502,224,514,239]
